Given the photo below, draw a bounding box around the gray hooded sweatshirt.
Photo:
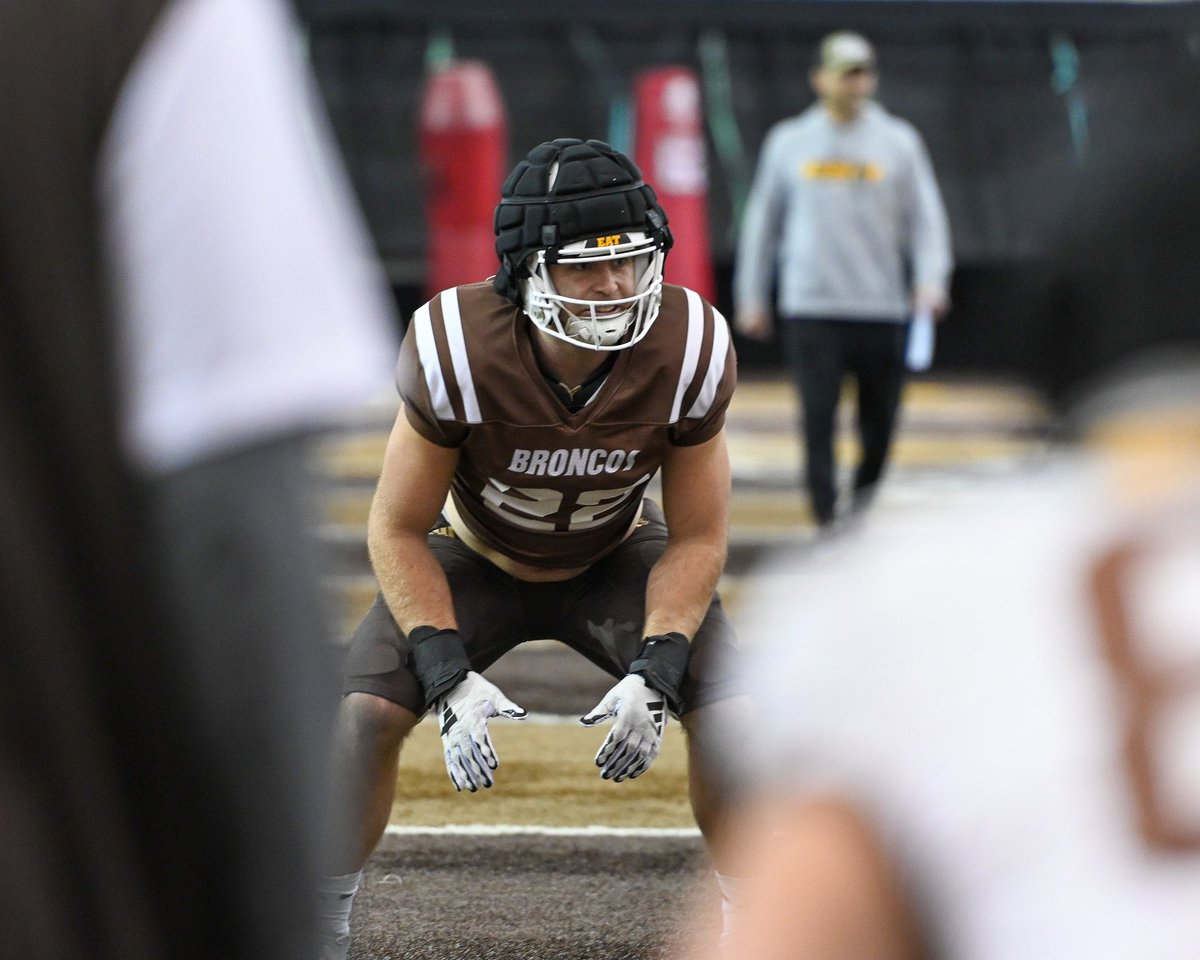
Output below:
[735,100,952,322]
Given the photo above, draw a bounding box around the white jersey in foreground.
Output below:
[102,0,396,475]
[738,459,1200,960]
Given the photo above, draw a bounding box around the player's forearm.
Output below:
[642,536,726,640]
[367,527,456,633]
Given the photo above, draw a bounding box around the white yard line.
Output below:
[384,824,701,837]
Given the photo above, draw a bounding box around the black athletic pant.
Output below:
[779,317,908,526]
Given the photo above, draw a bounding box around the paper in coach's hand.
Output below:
[906,308,935,372]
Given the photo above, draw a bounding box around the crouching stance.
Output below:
[318,138,746,958]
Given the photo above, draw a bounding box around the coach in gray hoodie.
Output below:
[735,30,953,529]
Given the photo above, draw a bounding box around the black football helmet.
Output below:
[493,138,673,350]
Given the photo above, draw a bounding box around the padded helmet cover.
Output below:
[492,138,673,305]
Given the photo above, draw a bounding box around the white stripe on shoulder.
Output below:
[412,300,455,421]
[439,288,482,423]
[686,304,730,420]
[669,288,706,423]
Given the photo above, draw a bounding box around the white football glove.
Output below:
[434,671,527,792]
[580,674,667,782]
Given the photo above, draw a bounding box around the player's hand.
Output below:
[580,674,667,781]
[912,284,950,320]
[734,306,773,342]
[434,671,527,792]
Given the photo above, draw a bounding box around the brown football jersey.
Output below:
[397,281,736,568]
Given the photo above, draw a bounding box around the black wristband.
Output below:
[407,625,471,705]
[628,632,690,715]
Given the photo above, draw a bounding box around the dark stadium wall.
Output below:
[297,0,1200,391]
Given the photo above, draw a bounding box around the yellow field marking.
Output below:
[314,432,387,481]
[325,574,380,634]
[322,492,373,527]
[888,434,1046,465]
[728,432,1044,469]
[728,376,1049,421]
[729,494,810,530]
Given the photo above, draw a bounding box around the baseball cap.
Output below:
[818,31,877,73]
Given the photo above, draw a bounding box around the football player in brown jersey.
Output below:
[316,138,748,958]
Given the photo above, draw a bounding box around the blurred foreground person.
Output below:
[695,350,1200,960]
[0,1,394,958]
